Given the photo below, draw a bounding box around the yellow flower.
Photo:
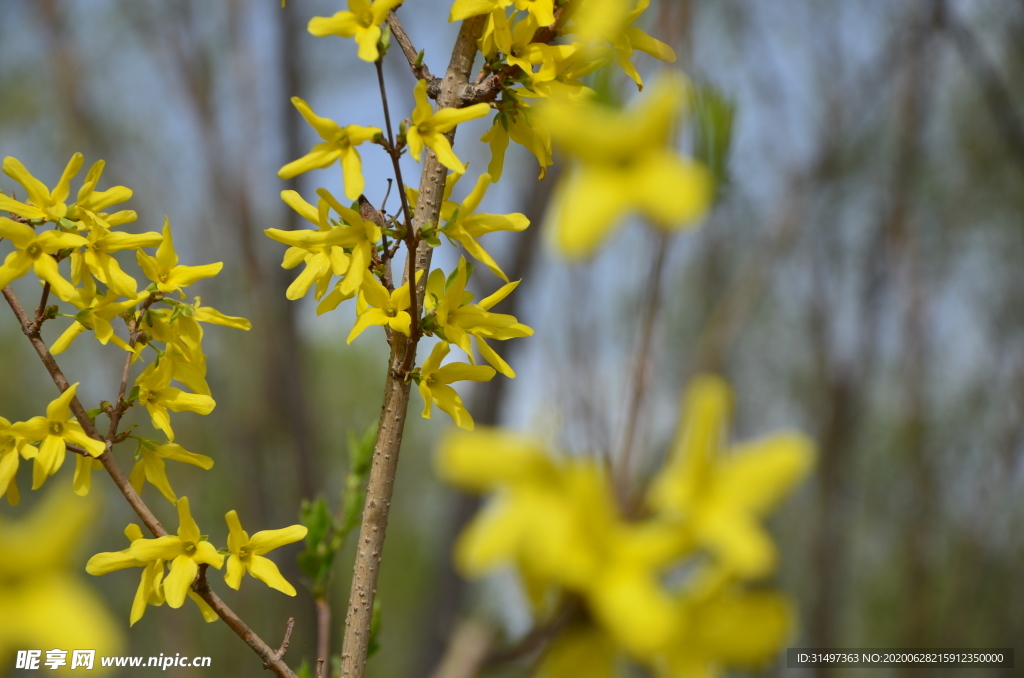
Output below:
[129,497,224,608]
[481,102,553,181]
[136,218,223,297]
[0,153,83,223]
[417,342,495,430]
[424,256,533,377]
[129,440,214,505]
[223,510,307,595]
[0,416,36,506]
[308,0,405,63]
[87,522,218,626]
[9,383,106,490]
[66,158,135,223]
[51,281,143,355]
[406,79,491,174]
[0,490,124,661]
[347,273,421,343]
[70,215,163,298]
[72,455,105,497]
[0,218,87,301]
[278,98,381,199]
[648,375,815,579]
[266,191,352,301]
[134,359,216,442]
[514,0,555,26]
[440,173,530,281]
[652,574,793,677]
[537,72,713,258]
[610,0,677,91]
[314,189,384,313]
[451,0,514,54]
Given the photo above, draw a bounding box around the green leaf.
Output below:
[692,83,735,197]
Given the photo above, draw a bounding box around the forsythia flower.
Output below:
[66,158,135,223]
[481,102,553,181]
[537,73,713,258]
[407,79,491,173]
[134,359,216,442]
[440,173,529,281]
[87,523,217,626]
[137,218,223,297]
[130,440,214,505]
[436,375,815,675]
[223,510,307,596]
[129,497,224,609]
[267,191,352,301]
[0,417,35,506]
[648,375,814,578]
[314,188,383,311]
[0,217,87,301]
[71,214,163,298]
[348,272,421,343]
[417,342,495,430]
[278,98,381,200]
[0,153,82,223]
[308,0,405,63]
[9,383,106,490]
[51,281,142,355]
[424,256,533,377]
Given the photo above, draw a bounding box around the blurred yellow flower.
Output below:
[308,0,405,63]
[0,416,35,506]
[537,73,713,258]
[129,497,224,609]
[407,79,491,174]
[648,375,815,578]
[223,510,306,596]
[0,489,124,670]
[278,98,381,199]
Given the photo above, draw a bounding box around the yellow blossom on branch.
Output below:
[87,523,218,626]
[65,158,135,223]
[267,191,352,301]
[129,440,214,505]
[129,497,224,609]
[279,98,381,199]
[0,153,83,223]
[308,0,405,63]
[71,215,163,298]
[51,281,142,355]
[9,383,106,490]
[407,79,491,174]
[136,218,223,297]
[348,272,421,343]
[0,218,87,301]
[0,417,35,506]
[417,342,495,430]
[537,73,713,258]
[134,359,216,442]
[224,510,307,596]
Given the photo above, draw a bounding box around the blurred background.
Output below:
[1,0,1022,676]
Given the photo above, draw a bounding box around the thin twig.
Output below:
[316,597,331,672]
[374,55,420,367]
[615,230,669,504]
[31,281,51,333]
[276,617,296,662]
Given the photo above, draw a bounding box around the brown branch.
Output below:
[3,285,297,678]
[386,10,435,84]
[193,566,298,677]
[339,15,488,678]
[277,617,296,662]
[31,281,51,333]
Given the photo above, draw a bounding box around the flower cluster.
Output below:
[0,155,248,504]
[86,497,306,625]
[438,376,814,676]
